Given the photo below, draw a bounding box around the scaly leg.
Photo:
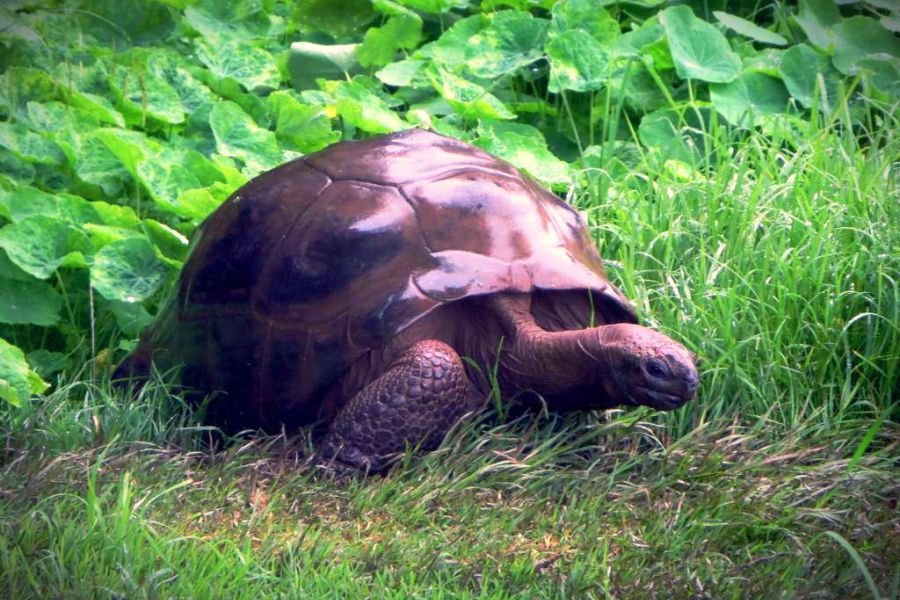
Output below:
[319,340,481,473]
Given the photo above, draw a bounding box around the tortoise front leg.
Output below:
[319,340,482,474]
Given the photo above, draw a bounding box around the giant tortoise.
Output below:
[116,129,699,472]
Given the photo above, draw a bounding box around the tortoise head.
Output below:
[592,323,699,410]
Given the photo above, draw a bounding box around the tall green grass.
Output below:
[2,98,897,599]
[584,102,898,433]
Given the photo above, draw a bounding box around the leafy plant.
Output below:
[0,0,896,421]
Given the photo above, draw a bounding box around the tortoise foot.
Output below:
[319,340,480,474]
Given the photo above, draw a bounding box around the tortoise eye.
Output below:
[646,358,670,378]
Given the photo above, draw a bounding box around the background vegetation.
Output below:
[0,0,897,597]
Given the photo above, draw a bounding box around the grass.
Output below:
[1,104,898,597]
[1,390,897,598]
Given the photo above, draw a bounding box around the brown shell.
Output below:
[130,129,637,428]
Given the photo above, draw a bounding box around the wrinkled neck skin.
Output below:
[488,294,629,409]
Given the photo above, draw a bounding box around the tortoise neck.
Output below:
[488,294,621,396]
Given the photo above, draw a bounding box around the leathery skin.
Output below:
[319,340,477,473]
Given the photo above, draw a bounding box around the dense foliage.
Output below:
[1,1,897,597]
[0,0,897,418]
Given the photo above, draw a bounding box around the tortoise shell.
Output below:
[129,129,637,428]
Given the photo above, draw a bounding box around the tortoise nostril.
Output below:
[684,373,699,395]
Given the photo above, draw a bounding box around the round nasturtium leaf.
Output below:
[73,134,131,198]
[209,101,285,174]
[780,43,841,110]
[195,37,280,92]
[427,68,515,120]
[547,28,610,92]
[474,121,572,187]
[0,276,62,326]
[659,5,741,83]
[0,122,67,166]
[109,53,185,125]
[90,236,166,303]
[330,79,409,133]
[268,90,341,153]
[0,337,49,407]
[830,16,900,76]
[0,216,92,279]
[464,10,548,79]
[795,0,841,51]
[357,14,422,68]
[550,0,619,44]
[710,72,791,127]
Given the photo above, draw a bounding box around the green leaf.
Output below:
[26,349,67,380]
[167,188,223,222]
[620,63,678,112]
[882,15,900,34]
[110,58,185,126]
[209,101,285,174]
[475,121,572,187]
[387,0,457,12]
[465,11,548,78]
[0,67,57,114]
[550,0,619,44]
[73,134,132,198]
[0,276,62,325]
[67,90,126,128]
[107,299,154,336]
[135,146,225,218]
[184,0,277,41]
[91,201,141,229]
[24,100,93,139]
[547,29,610,92]
[795,0,841,50]
[75,0,175,46]
[578,142,642,187]
[428,69,515,120]
[145,50,216,119]
[830,16,900,76]
[0,337,49,406]
[90,237,166,303]
[857,56,900,101]
[289,41,361,91]
[638,107,713,165]
[292,0,376,39]
[358,14,423,68]
[660,5,741,83]
[92,128,163,177]
[330,79,408,133]
[376,59,429,88]
[0,122,66,166]
[0,250,33,281]
[780,44,841,110]
[742,48,784,77]
[0,185,99,224]
[195,37,280,92]
[0,216,91,279]
[420,14,489,69]
[0,151,35,185]
[710,72,791,127]
[54,61,125,127]
[614,20,673,70]
[141,218,189,263]
[268,91,339,153]
[713,11,788,46]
